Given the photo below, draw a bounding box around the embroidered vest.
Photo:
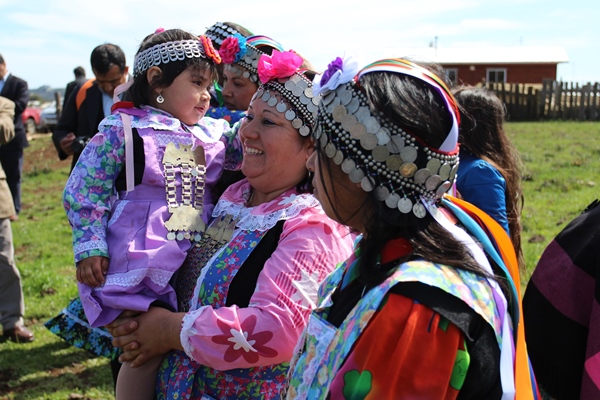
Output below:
[286,258,504,399]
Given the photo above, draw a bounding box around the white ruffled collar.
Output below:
[213,179,318,231]
[100,105,223,143]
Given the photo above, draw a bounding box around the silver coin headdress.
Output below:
[312,57,460,218]
[133,34,221,78]
[204,22,248,48]
[251,50,319,137]
[219,35,284,84]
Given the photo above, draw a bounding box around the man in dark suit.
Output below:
[62,66,86,110]
[52,44,129,170]
[0,96,34,343]
[0,53,29,220]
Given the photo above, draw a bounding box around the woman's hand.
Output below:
[107,307,185,367]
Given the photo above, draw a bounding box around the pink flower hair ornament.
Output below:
[219,34,247,64]
[257,50,303,84]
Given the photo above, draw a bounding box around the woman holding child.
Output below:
[108,49,353,399]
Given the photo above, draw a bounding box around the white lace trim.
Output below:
[108,201,128,228]
[100,107,223,144]
[181,306,208,358]
[154,133,194,148]
[97,268,173,289]
[60,307,113,338]
[100,110,181,131]
[212,193,319,232]
[74,240,107,256]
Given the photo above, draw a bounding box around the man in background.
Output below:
[0,53,29,221]
[0,96,34,343]
[63,66,86,109]
[52,44,128,170]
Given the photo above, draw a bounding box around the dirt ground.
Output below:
[23,132,71,174]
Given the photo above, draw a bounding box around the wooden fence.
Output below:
[484,80,600,122]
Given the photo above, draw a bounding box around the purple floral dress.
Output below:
[63,106,230,327]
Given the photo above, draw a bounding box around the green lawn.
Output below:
[1,121,599,398]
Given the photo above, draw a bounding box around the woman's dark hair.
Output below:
[317,70,497,287]
[453,86,524,267]
[128,29,219,107]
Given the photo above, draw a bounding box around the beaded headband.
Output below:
[251,50,319,137]
[133,34,221,78]
[204,22,248,48]
[313,57,460,218]
[220,35,284,84]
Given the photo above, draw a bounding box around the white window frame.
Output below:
[445,68,458,85]
[486,68,507,83]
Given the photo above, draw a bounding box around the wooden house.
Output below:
[393,46,569,86]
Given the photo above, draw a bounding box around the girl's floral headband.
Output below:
[133,33,221,78]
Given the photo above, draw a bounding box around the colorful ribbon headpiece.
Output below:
[251,50,319,137]
[313,57,461,218]
[220,35,284,83]
[358,59,459,153]
[133,34,221,78]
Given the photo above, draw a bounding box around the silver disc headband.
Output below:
[252,72,320,137]
[224,44,264,83]
[205,22,243,48]
[133,39,207,78]
[314,80,459,218]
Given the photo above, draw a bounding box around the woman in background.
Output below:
[453,86,524,266]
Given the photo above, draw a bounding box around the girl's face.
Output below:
[155,66,212,125]
[222,67,258,111]
[306,147,368,233]
[239,96,313,199]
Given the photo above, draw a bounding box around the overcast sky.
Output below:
[1,0,597,89]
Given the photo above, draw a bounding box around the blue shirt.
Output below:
[456,151,509,234]
[0,71,10,94]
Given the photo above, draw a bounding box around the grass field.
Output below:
[1,121,600,399]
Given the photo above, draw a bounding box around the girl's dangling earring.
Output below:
[157,93,165,104]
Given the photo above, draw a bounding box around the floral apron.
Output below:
[158,226,290,400]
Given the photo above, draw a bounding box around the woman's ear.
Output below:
[305,139,316,160]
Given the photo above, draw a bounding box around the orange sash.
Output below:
[444,194,540,399]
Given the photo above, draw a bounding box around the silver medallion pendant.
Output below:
[397,197,413,214]
[413,202,427,219]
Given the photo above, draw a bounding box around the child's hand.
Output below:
[76,256,109,287]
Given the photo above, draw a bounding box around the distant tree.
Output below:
[30,93,44,103]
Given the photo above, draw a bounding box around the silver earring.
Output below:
[156,93,165,103]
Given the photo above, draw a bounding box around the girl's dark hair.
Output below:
[452,86,524,267]
[127,29,219,107]
[317,70,496,287]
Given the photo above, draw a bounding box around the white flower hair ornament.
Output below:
[312,56,361,96]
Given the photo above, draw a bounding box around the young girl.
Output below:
[62,28,226,399]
